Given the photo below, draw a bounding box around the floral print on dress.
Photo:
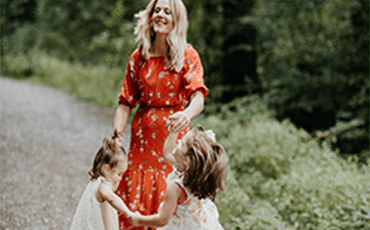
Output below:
[116,45,208,230]
[157,169,224,230]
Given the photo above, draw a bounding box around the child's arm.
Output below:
[96,182,132,216]
[131,182,182,227]
[162,130,178,166]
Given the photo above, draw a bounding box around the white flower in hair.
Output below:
[118,138,124,148]
[205,129,216,142]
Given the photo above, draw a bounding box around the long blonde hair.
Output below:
[134,0,188,72]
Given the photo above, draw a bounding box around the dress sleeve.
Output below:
[182,45,209,100]
[118,50,141,108]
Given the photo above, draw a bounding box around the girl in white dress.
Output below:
[70,133,136,230]
[130,124,228,230]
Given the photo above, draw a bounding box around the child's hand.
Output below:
[166,117,178,133]
[168,111,189,133]
[127,211,141,227]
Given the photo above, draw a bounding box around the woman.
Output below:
[113,0,208,229]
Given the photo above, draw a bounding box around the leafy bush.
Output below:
[217,168,293,230]
[266,153,370,230]
[196,94,274,136]
[197,95,370,229]
[2,23,76,59]
[84,21,136,67]
[2,50,124,108]
[2,52,33,78]
[32,50,125,107]
[245,0,369,153]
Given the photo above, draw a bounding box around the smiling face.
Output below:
[152,0,174,36]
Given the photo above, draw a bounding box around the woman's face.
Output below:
[152,0,174,36]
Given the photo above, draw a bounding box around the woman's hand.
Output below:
[167,90,204,133]
[168,111,190,133]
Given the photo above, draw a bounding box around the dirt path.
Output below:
[0,77,131,230]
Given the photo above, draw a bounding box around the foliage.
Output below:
[195,95,370,229]
[245,0,369,153]
[84,21,137,67]
[183,0,259,103]
[2,52,34,78]
[2,23,76,61]
[1,0,138,65]
[1,0,37,37]
[35,0,116,51]
[216,168,294,230]
[2,50,124,107]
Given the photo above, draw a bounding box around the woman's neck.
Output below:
[151,35,168,57]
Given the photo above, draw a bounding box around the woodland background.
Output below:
[2,0,369,229]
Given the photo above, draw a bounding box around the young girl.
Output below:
[70,133,136,230]
[130,124,228,229]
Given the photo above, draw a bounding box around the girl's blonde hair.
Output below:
[183,125,228,201]
[134,0,188,72]
[89,132,127,180]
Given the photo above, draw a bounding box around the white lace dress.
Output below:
[158,167,224,230]
[70,176,119,230]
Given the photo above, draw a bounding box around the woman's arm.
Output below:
[169,90,204,132]
[97,182,132,216]
[113,104,132,137]
[133,182,182,227]
[186,90,205,118]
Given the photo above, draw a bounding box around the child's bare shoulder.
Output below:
[166,181,183,198]
[96,180,113,203]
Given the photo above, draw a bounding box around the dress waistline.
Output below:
[139,104,183,109]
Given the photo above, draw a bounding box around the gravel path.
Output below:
[0,77,131,230]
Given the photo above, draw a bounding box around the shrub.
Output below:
[216,167,293,230]
[197,95,370,229]
[246,0,369,153]
[2,50,125,108]
[2,53,33,78]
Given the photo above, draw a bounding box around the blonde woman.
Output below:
[112,0,208,229]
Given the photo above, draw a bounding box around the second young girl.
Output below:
[129,124,228,229]
[70,133,136,230]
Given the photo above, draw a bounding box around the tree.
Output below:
[183,0,259,103]
[246,0,369,153]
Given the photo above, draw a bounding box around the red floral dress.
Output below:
[116,44,208,230]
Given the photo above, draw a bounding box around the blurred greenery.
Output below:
[194,95,370,229]
[245,0,369,154]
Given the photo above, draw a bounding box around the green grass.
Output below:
[2,50,124,108]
